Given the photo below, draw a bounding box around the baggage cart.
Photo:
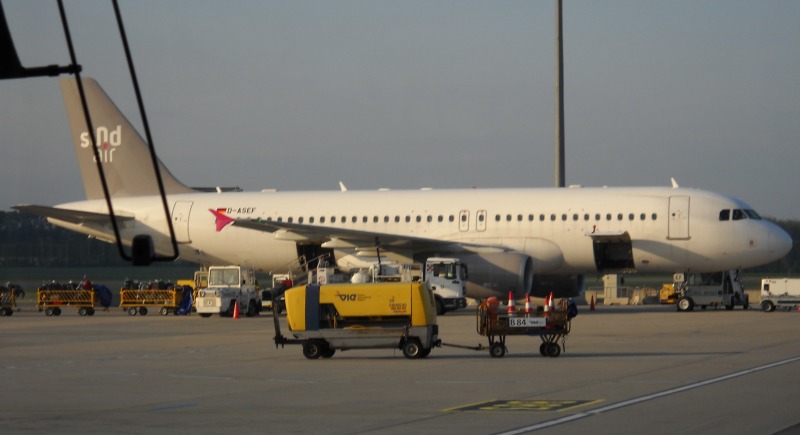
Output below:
[120,287,183,316]
[476,298,574,358]
[0,288,16,316]
[37,288,98,316]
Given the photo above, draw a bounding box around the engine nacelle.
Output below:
[460,253,533,300]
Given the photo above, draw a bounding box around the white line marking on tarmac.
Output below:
[497,355,800,434]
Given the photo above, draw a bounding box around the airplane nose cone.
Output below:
[769,224,793,260]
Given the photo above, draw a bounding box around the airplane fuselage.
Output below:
[49,185,791,298]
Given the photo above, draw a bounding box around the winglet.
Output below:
[209,209,235,232]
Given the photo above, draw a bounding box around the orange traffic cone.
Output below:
[524,295,532,315]
[548,291,555,312]
[232,300,240,319]
[543,294,550,316]
[590,294,596,311]
[507,291,516,316]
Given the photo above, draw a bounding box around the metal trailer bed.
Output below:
[476,298,573,358]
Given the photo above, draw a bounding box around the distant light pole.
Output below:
[554,0,565,188]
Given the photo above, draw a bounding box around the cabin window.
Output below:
[540,214,545,221]
[416,216,422,223]
[384,216,389,223]
[372,216,378,223]
[438,215,444,222]
[561,214,567,221]
[406,216,411,223]
[617,213,623,221]
[528,214,534,221]
[318,217,323,223]
[495,214,501,222]
[550,214,556,221]
[395,216,400,223]
[506,214,512,222]
[595,214,601,221]
[628,213,634,221]
[287,217,294,223]
[330,216,336,223]
[449,215,455,222]
[606,213,612,221]
[427,215,433,222]
[572,214,579,221]
[584,214,589,221]
[652,213,658,220]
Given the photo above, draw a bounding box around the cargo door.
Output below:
[171,201,193,243]
[668,196,690,240]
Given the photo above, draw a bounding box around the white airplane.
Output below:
[14,77,793,299]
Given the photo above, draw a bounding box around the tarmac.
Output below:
[2,301,800,434]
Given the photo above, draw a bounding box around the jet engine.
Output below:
[459,253,534,300]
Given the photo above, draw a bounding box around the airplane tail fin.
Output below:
[60,77,195,200]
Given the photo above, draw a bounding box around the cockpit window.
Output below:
[745,209,762,220]
[732,209,746,220]
[719,209,730,221]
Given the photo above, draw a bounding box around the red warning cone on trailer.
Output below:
[548,291,555,311]
[590,294,596,311]
[232,300,240,319]
[524,295,532,315]
[543,294,550,316]
[507,291,516,316]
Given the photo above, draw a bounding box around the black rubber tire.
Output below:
[761,301,776,312]
[677,298,694,312]
[303,341,324,359]
[489,343,506,358]
[402,338,423,359]
[546,343,561,357]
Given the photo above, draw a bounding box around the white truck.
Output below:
[423,257,468,315]
[760,278,800,312]
[196,265,261,317]
[674,270,749,311]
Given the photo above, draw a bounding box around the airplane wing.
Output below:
[13,205,133,225]
[209,209,501,253]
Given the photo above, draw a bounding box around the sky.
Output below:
[1,1,799,219]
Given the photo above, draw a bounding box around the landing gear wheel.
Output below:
[489,342,506,358]
[128,307,138,316]
[303,341,324,359]
[546,343,561,357]
[677,297,694,312]
[402,338,423,359]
